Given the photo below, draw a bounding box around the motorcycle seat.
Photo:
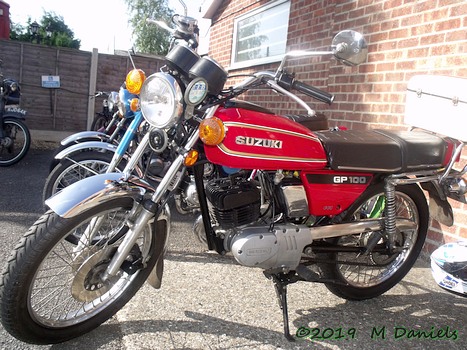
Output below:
[314,129,449,172]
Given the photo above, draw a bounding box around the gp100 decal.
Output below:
[306,174,372,184]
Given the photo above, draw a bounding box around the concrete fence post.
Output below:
[87,48,99,130]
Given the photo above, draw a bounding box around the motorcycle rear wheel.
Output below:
[0,118,31,166]
[320,183,429,300]
[0,198,156,344]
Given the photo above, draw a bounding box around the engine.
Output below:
[203,173,314,271]
[205,175,261,228]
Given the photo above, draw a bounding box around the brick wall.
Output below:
[207,0,467,256]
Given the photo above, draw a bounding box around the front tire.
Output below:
[0,198,156,344]
[90,114,110,132]
[320,183,429,300]
[43,150,122,203]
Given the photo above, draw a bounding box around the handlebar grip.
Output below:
[292,80,334,105]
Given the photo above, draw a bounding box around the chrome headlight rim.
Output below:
[140,72,183,129]
[107,91,119,112]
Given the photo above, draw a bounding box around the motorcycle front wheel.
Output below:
[42,150,122,203]
[0,118,31,166]
[319,183,429,300]
[0,198,156,344]
[90,114,110,132]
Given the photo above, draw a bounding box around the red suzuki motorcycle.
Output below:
[1,29,466,344]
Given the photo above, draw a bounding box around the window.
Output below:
[231,0,290,69]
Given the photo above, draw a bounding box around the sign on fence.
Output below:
[41,75,60,88]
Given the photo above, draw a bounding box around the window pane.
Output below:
[234,1,290,64]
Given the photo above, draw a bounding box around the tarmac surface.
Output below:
[0,145,466,350]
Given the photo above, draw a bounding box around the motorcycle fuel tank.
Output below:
[204,106,328,170]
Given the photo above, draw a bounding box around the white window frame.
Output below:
[230,0,291,70]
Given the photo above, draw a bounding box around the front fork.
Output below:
[101,106,218,281]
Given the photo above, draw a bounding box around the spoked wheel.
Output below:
[0,118,31,166]
[42,150,121,202]
[0,198,157,344]
[319,183,429,300]
[90,115,110,132]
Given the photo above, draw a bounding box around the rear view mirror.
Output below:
[332,30,368,66]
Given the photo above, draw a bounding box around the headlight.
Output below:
[140,72,183,128]
[107,91,119,112]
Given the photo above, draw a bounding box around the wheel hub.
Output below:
[71,247,120,302]
[0,137,12,148]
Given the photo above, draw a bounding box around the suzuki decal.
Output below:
[235,136,283,149]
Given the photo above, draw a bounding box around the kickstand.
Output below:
[271,274,295,342]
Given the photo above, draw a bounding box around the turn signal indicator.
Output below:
[199,117,225,146]
[126,69,146,95]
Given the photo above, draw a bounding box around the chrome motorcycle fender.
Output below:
[45,172,171,290]
[60,131,110,147]
[45,172,145,218]
[54,141,117,161]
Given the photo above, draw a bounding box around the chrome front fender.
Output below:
[46,171,171,290]
[60,131,110,147]
[55,141,118,161]
[45,172,147,218]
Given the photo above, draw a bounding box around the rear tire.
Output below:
[0,198,156,344]
[319,183,429,300]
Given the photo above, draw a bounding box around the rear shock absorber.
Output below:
[384,178,397,251]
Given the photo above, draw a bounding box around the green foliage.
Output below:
[9,11,81,49]
[124,0,174,55]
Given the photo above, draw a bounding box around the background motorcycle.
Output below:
[0,59,31,167]
[90,90,119,131]
[42,82,142,203]
[47,87,131,173]
[2,11,466,347]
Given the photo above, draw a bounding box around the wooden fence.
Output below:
[0,39,164,134]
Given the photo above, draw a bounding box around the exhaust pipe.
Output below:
[309,217,417,240]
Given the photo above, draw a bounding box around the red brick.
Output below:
[420,34,446,46]
[435,18,461,31]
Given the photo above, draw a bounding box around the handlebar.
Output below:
[276,71,334,105]
[95,91,110,97]
[231,70,334,116]
[292,81,334,105]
